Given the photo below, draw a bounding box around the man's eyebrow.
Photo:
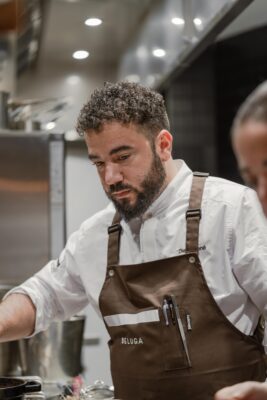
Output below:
[88,153,99,161]
[109,145,133,156]
[88,145,134,162]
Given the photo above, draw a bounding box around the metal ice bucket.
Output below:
[0,340,22,376]
[0,284,23,376]
[21,315,86,381]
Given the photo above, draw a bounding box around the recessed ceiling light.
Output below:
[152,48,166,58]
[194,18,202,26]
[72,50,89,60]
[171,17,185,26]
[45,122,56,130]
[85,18,102,26]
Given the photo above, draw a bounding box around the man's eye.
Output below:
[118,154,130,161]
[93,161,104,168]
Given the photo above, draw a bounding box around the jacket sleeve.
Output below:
[6,228,89,335]
[231,187,267,316]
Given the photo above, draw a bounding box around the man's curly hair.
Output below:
[76,81,170,140]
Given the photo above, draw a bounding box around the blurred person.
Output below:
[232,81,267,216]
[0,82,267,400]
[215,82,267,400]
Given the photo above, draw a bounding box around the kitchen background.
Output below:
[0,0,267,388]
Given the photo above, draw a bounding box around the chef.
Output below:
[0,82,267,400]
[215,82,267,400]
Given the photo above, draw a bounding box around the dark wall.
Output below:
[164,24,267,182]
[164,49,218,176]
[214,24,267,181]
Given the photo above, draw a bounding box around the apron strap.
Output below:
[107,211,122,267]
[107,171,209,264]
[186,172,209,253]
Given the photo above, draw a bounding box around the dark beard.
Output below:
[106,150,166,221]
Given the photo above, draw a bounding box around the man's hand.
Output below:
[215,382,267,400]
[0,293,36,342]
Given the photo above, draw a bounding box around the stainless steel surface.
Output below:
[118,0,254,89]
[0,130,65,284]
[157,0,254,90]
[0,285,23,376]
[49,137,65,258]
[80,380,114,400]
[22,316,85,381]
[0,91,9,128]
[24,392,46,400]
[0,340,23,377]
[39,382,62,400]
[7,97,70,132]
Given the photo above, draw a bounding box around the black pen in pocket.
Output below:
[164,295,192,367]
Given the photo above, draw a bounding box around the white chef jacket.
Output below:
[8,160,267,338]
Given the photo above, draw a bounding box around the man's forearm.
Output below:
[0,293,36,342]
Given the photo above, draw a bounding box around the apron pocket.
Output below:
[160,295,192,371]
[105,308,164,376]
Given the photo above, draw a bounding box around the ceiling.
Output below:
[41,0,267,80]
[218,0,267,40]
[2,0,266,94]
[0,0,155,79]
[39,0,155,66]
[0,0,157,126]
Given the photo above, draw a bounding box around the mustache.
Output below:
[108,182,135,194]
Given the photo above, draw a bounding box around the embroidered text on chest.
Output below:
[121,337,144,345]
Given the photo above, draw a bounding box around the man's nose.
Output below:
[104,163,123,186]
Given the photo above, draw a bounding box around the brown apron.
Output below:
[99,172,266,400]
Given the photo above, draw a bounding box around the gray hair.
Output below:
[232,81,267,136]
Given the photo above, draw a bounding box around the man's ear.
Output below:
[155,130,173,161]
